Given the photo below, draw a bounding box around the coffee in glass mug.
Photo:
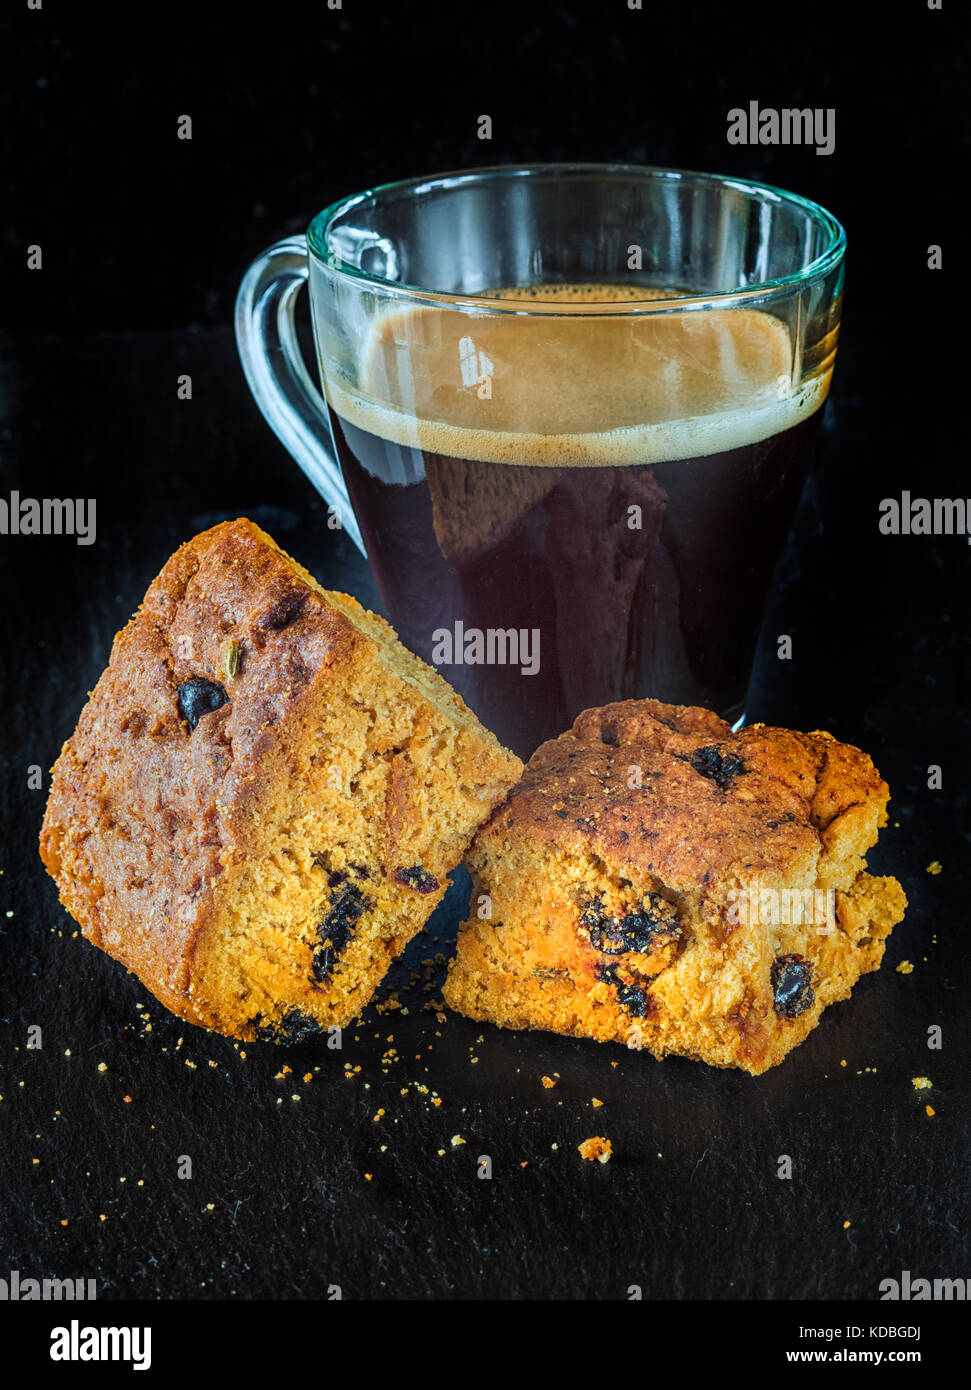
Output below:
[237,166,844,756]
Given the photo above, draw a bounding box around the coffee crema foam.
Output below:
[325,282,831,467]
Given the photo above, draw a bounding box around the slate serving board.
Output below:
[0,326,966,1301]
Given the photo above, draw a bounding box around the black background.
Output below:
[0,0,968,1309]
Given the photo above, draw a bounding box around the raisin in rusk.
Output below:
[176,676,230,730]
[39,518,521,1042]
[444,698,906,1073]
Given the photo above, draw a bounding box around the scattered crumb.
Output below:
[926,861,942,875]
[97,1063,108,1073]
[578,1136,612,1164]
[926,1105,936,1117]
[364,1173,372,1182]
[450,1134,466,1148]
[912,1076,932,1090]
[843,1221,851,1229]
[896,961,914,975]
[591,1098,604,1108]
[840,1059,847,1067]
[123,1095,133,1104]
[541,1076,556,1089]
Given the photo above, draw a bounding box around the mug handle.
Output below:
[234,235,366,556]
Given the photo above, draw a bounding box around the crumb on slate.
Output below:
[578,1136,612,1164]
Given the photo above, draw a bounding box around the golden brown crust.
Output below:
[41,521,351,1013]
[444,698,907,1073]
[479,699,889,895]
[40,519,522,1040]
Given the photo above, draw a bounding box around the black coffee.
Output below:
[325,284,828,757]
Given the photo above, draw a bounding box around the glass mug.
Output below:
[236,164,844,758]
